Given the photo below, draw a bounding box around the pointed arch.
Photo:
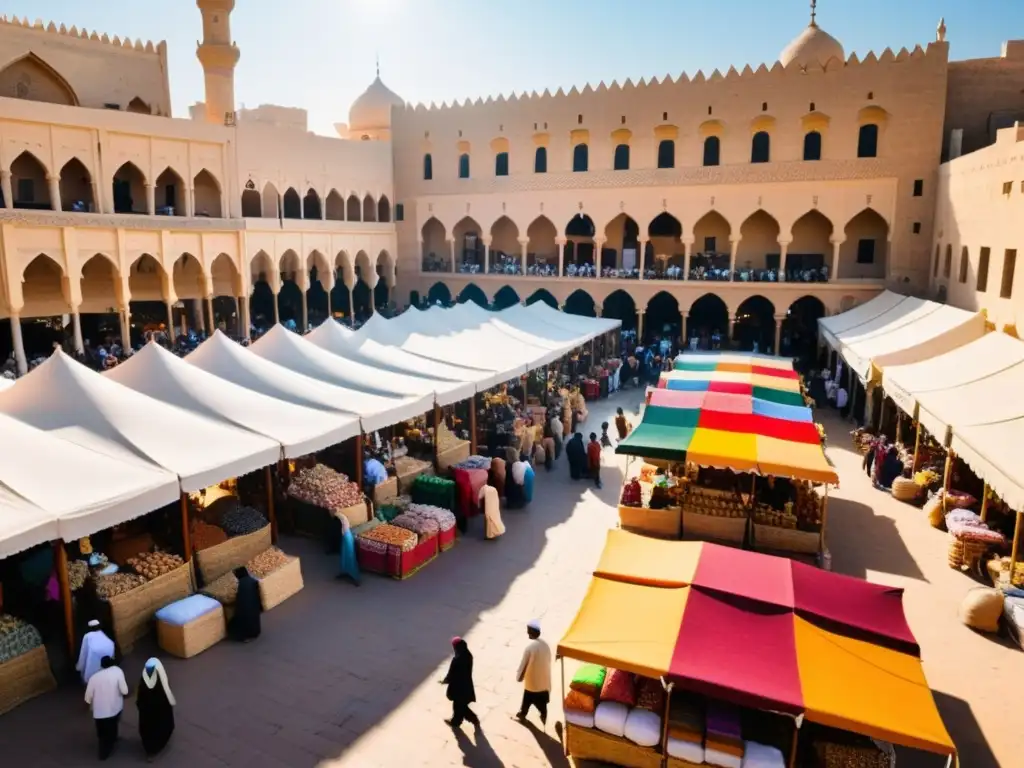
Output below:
[421,217,448,271]
[458,283,489,308]
[21,253,69,315]
[376,249,396,290]
[210,252,241,297]
[127,253,166,302]
[250,250,278,326]
[602,289,637,331]
[645,291,682,345]
[306,250,332,291]
[282,187,301,219]
[604,213,639,273]
[839,208,889,280]
[346,194,361,221]
[526,288,557,308]
[490,215,520,272]
[525,215,557,272]
[453,216,483,270]
[493,285,520,311]
[564,213,596,276]
[737,209,781,274]
[127,96,151,114]
[781,295,826,361]
[362,194,377,223]
[648,212,684,277]
[172,252,206,299]
[354,250,375,289]
[58,157,93,212]
[325,189,345,221]
[303,188,322,220]
[241,187,261,217]
[788,209,834,279]
[377,194,391,223]
[691,211,732,278]
[112,161,146,214]
[79,253,120,313]
[155,167,186,215]
[193,168,222,217]
[735,295,776,353]
[427,282,452,306]
[564,288,596,317]
[250,249,276,290]
[0,52,78,106]
[335,250,355,289]
[688,293,729,344]
[10,151,50,209]
[261,182,280,218]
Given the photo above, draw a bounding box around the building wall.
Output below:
[0,16,170,115]
[943,41,1024,159]
[393,41,949,306]
[932,124,1024,331]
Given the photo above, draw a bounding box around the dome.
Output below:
[779,22,845,68]
[348,76,405,132]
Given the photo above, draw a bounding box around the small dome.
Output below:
[348,76,405,132]
[780,22,845,68]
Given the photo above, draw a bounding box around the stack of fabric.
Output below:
[411,475,456,511]
[705,701,744,768]
[564,664,605,728]
[453,456,492,471]
[408,504,457,533]
[564,666,664,748]
[666,698,705,764]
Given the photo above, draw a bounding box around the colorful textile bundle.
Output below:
[667,698,705,744]
[705,700,744,768]
[391,511,441,540]
[453,455,492,470]
[570,663,607,697]
[635,676,666,712]
[600,668,637,707]
[408,504,457,532]
[946,510,1007,544]
[564,689,596,713]
[411,475,456,511]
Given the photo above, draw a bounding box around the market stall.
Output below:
[557,530,957,768]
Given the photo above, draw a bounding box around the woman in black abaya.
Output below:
[137,658,175,756]
[228,566,262,642]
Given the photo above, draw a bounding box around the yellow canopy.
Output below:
[755,435,839,484]
[594,529,703,587]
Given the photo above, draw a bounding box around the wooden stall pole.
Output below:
[979,483,990,523]
[787,716,802,768]
[877,396,886,433]
[560,658,568,757]
[265,465,277,543]
[819,486,830,556]
[659,681,675,761]
[895,410,903,445]
[355,433,364,490]
[433,403,442,470]
[1009,510,1022,586]
[53,540,76,659]
[469,394,478,455]
[911,419,922,474]
[941,450,955,512]
[179,493,192,561]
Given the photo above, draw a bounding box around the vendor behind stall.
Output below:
[363,452,388,491]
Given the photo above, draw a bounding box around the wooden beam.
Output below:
[179,492,192,561]
[53,540,75,659]
[265,465,277,543]
[433,403,442,470]
[1010,510,1022,587]
[355,433,364,489]
[469,394,477,455]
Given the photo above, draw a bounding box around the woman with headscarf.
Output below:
[442,637,479,729]
[227,566,262,642]
[566,433,586,480]
[876,445,905,491]
[479,484,505,540]
[338,514,361,586]
[137,658,175,756]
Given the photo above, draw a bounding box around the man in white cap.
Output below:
[515,619,552,725]
[76,619,114,685]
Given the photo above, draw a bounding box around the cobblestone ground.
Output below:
[0,392,1019,767]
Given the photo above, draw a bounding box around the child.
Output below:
[587,432,602,489]
[600,421,613,447]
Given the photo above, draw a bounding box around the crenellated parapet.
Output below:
[0,15,165,55]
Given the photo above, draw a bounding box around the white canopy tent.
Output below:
[306,320,480,405]
[817,290,909,349]
[951,421,1024,510]
[519,301,622,341]
[187,330,404,432]
[0,351,280,493]
[108,342,361,457]
[452,303,583,355]
[0,412,179,554]
[250,326,437,421]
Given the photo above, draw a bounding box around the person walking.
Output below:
[565,433,586,480]
[614,407,632,441]
[84,656,128,761]
[442,637,480,729]
[549,412,564,460]
[137,658,176,757]
[228,566,262,642]
[515,620,552,725]
[76,619,114,685]
[587,432,603,489]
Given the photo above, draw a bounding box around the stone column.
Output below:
[519,237,529,275]
[233,296,241,336]
[90,179,102,214]
[1,171,13,209]
[71,310,85,354]
[348,288,355,327]
[206,296,215,333]
[273,290,281,324]
[777,239,790,282]
[145,184,156,215]
[830,237,844,281]
[482,236,491,274]
[593,238,606,277]
[728,316,736,347]
[683,239,693,281]
[449,239,456,273]
[556,237,567,277]
[9,314,26,375]
[185,187,195,217]
[729,237,740,281]
[774,314,785,357]
[300,291,308,330]
[165,300,175,336]
[48,175,62,212]
[638,239,647,280]
[637,309,646,344]
[119,308,132,349]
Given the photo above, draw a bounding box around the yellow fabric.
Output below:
[750,373,801,392]
[756,435,839,484]
[594,529,702,587]
[687,428,759,472]
[557,577,688,681]
[662,370,751,384]
[794,618,956,756]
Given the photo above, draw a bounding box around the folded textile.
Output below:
[624,707,662,748]
[667,737,706,764]
[570,663,607,698]
[565,709,595,729]
[668,724,704,745]
[564,689,596,714]
[594,701,629,738]
[600,668,637,707]
[706,747,743,768]
[708,735,745,759]
[706,700,742,741]
[740,740,785,768]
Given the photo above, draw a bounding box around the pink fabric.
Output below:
[701,391,754,414]
[466,469,489,513]
[691,543,795,609]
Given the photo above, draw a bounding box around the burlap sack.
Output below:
[959,587,1003,633]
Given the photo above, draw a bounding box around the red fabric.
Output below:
[587,441,601,469]
[691,543,795,609]
[465,468,489,515]
[707,381,753,395]
[790,561,920,654]
[696,410,819,444]
[670,589,803,714]
[438,526,456,551]
[600,668,637,706]
[452,469,475,519]
[751,365,799,379]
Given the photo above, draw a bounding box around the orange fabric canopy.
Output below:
[594,530,703,587]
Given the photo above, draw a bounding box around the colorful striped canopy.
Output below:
[558,531,955,757]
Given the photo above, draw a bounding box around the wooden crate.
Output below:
[752,523,821,555]
[156,603,226,659]
[196,525,272,584]
[618,505,681,539]
[0,646,55,716]
[258,557,304,611]
[565,723,663,768]
[682,510,747,545]
[334,499,370,528]
[437,440,471,471]
[373,476,399,506]
[107,562,193,653]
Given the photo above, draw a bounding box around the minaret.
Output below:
[196,0,240,126]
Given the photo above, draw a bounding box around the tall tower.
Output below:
[196,0,240,125]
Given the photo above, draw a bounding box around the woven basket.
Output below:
[258,556,304,611]
[812,738,894,768]
[618,505,681,539]
[565,723,663,768]
[0,645,56,716]
[334,500,370,528]
[395,458,433,495]
[437,440,471,471]
[682,510,747,545]
[107,562,193,653]
[890,477,920,503]
[947,537,990,571]
[156,602,226,659]
[196,525,272,584]
[752,523,821,555]
[373,476,399,506]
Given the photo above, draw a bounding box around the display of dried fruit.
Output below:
[247,547,290,578]
[191,520,228,551]
[357,523,417,552]
[220,505,268,537]
[0,615,43,664]
[95,572,147,599]
[685,485,747,519]
[287,464,364,510]
[126,551,184,580]
[620,479,643,508]
[68,560,89,592]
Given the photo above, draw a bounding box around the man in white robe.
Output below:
[77,619,114,685]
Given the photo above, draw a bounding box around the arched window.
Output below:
[751,131,770,163]
[573,143,589,172]
[534,146,547,174]
[458,153,470,179]
[495,152,509,177]
[857,124,879,158]
[423,153,433,180]
[703,136,720,167]
[613,144,630,171]
[657,139,675,169]
[803,131,822,161]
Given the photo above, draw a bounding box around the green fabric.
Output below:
[641,405,701,428]
[615,424,696,459]
[411,475,455,510]
[752,386,805,407]
[571,663,607,694]
[673,361,718,372]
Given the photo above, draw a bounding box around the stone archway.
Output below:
[526,216,558,275]
[0,52,78,106]
[604,213,639,275]
[602,289,637,332]
[303,189,322,220]
[362,194,377,223]
[377,195,391,223]
[735,295,776,353]
[346,194,361,221]
[112,161,146,214]
[564,214,596,277]
[840,208,889,280]
[782,295,826,364]
[193,169,222,217]
[79,254,120,315]
[277,250,303,325]
[645,291,682,348]
[282,188,301,219]
[490,216,520,274]
[452,217,483,272]
[261,182,280,218]
[737,210,781,277]
[493,285,520,311]
[58,157,93,212]
[526,288,558,308]
[210,253,241,332]
[127,254,170,335]
[155,167,186,215]
[10,151,50,209]
[421,217,448,271]
[688,293,729,347]
[427,282,452,306]
[788,210,833,281]
[691,211,732,279]
[648,212,684,278]
[326,189,345,221]
[241,186,261,217]
[564,288,596,317]
[249,250,277,327]
[458,283,488,308]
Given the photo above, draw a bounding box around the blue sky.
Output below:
[15,1,1024,136]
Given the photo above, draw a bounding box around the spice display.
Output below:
[357,523,417,552]
[0,615,43,664]
[685,486,746,518]
[620,479,643,508]
[247,547,290,578]
[201,571,238,604]
[635,676,667,713]
[127,551,185,580]
[191,521,228,551]
[914,469,940,487]
[287,464,363,510]
[391,511,441,540]
[408,503,457,532]
[220,505,269,537]
[95,572,147,599]
[68,560,89,592]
